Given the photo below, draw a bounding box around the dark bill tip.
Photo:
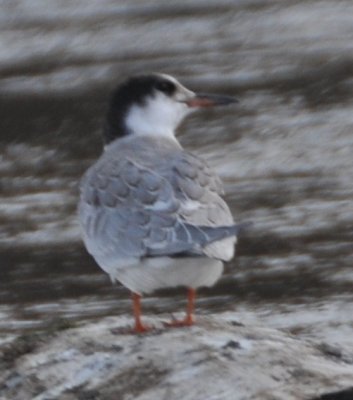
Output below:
[186,93,238,108]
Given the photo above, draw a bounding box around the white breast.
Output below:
[105,256,224,295]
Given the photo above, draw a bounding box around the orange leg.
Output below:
[164,288,196,328]
[132,292,150,333]
[185,287,196,325]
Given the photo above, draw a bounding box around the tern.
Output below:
[79,73,241,333]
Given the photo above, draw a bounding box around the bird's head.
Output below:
[104,73,237,145]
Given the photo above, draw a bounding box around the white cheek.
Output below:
[125,93,191,138]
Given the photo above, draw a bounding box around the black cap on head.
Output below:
[104,74,177,144]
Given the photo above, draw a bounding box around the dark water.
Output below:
[1,0,353,343]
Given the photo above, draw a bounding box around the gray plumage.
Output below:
[78,73,239,295]
[79,136,237,263]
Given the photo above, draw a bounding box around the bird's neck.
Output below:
[104,132,182,153]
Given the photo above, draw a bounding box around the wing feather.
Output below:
[79,147,237,264]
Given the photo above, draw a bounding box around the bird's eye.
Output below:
[155,80,176,95]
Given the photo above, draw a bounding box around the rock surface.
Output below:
[1,311,353,400]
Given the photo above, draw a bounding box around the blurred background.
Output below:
[1,0,353,345]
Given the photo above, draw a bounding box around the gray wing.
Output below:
[79,152,237,263]
[167,152,237,260]
[146,223,242,256]
[170,152,234,227]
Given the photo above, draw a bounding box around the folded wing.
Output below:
[79,151,237,265]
